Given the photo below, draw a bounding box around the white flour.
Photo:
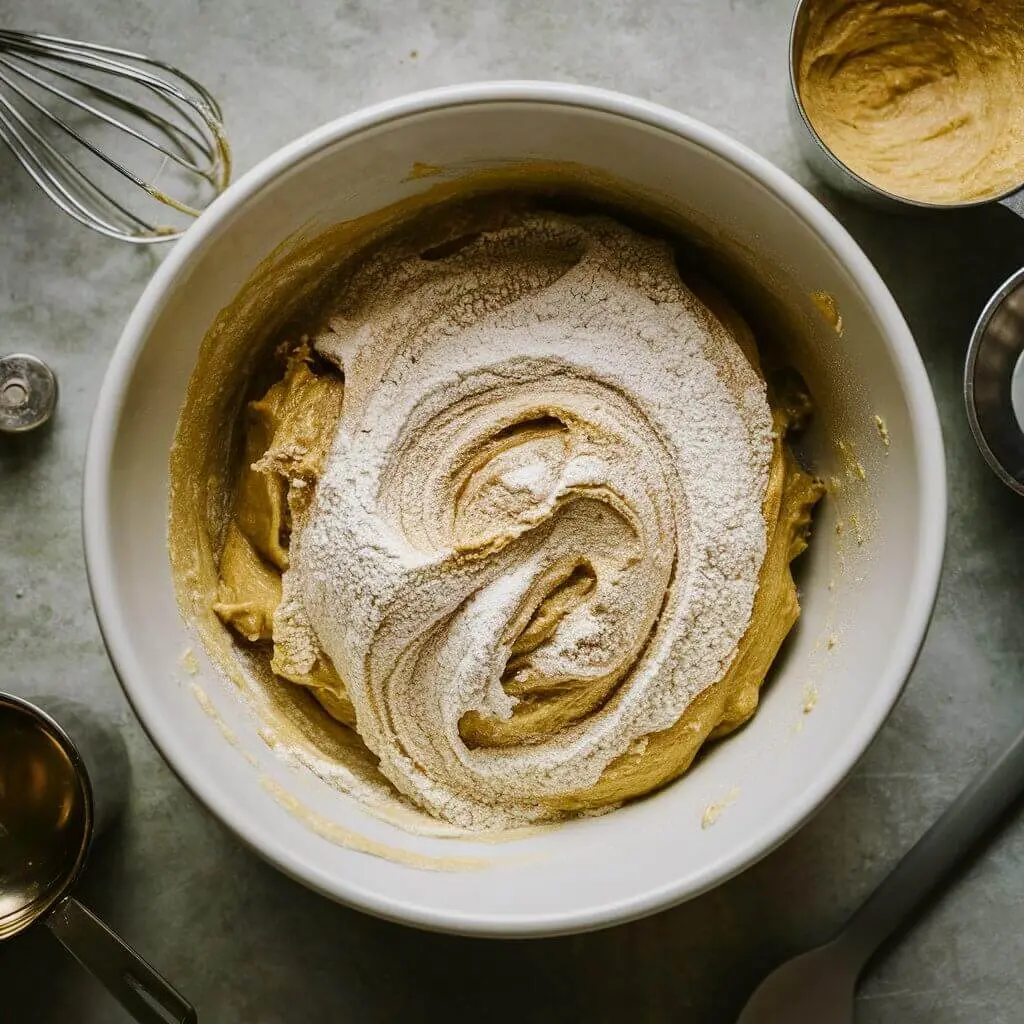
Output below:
[274,211,773,829]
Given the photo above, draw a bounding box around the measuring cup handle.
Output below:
[46,897,197,1024]
[1000,188,1024,219]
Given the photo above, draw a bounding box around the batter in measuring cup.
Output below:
[798,0,1024,204]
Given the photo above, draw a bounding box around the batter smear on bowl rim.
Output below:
[206,201,824,829]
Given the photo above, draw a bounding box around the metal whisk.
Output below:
[0,29,230,243]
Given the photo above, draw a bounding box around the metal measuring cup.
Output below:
[0,693,196,1023]
[787,0,1024,492]
[965,267,1024,495]
[786,0,1024,218]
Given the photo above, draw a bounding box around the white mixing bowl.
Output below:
[83,82,945,937]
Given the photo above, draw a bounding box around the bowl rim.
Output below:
[82,80,947,937]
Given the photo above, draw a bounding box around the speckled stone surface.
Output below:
[2,1,1023,1021]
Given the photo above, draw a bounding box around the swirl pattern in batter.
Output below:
[213,207,823,829]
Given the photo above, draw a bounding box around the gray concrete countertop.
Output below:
[2,2,1023,1021]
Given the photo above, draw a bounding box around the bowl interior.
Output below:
[85,87,943,936]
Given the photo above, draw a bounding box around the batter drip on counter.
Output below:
[211,204,824,829]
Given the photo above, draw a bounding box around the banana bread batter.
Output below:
[798,0,1024,204]
[209,204,823,829]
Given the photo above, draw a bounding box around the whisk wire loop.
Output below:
[0,28,230,243]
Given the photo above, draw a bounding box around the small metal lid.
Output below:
[0,353,58,434]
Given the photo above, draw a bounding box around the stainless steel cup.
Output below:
[965,268,1024,495]
[786,0,1024,218]
[0,692,196,1023]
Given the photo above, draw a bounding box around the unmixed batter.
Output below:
[798,0,1024,204]
[212,207,823,829]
